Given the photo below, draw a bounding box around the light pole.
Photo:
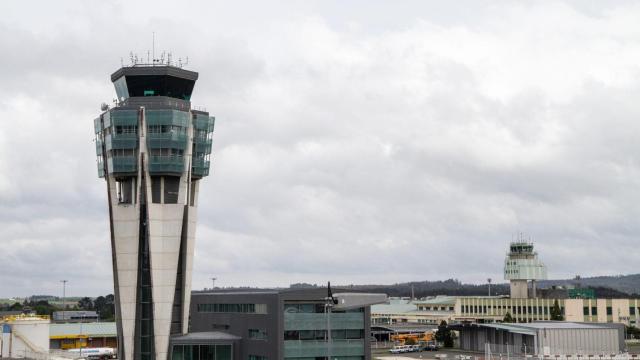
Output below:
[60,280,68,321]
[80,312,84,357]
[210,277,217,290]
[488,278,492,297]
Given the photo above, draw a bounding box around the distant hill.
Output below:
[329,274,640,298]
[538,274,640,296]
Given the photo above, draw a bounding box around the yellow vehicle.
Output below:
[390,331,434,345]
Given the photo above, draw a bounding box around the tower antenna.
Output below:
[152,32,155,65]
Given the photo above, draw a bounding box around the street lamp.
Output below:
[60,280,68,321]
[488,278,492,297]
[210,277,217,290]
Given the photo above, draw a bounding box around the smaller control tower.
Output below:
[504,239,547,298]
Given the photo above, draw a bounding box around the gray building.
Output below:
[52,311,99,323]
[455,321,624,355]
[188,288,385,360]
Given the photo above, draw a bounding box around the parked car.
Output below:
[389,345,411,353]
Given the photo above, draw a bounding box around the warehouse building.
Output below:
[454,321,624,355]
[49,322,117,349]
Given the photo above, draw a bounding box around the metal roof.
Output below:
[50,322,117,338]
[371,301,417,314]
[111,66,198,82]
[452,321,620,336]
[414,296,458,306]
[371,324,437,333]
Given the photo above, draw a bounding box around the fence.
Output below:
[485,343,635,360]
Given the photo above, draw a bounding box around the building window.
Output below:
[171,345,231,360]
[249,356,267,360]
[583,307,589,316]
[592,307,597,316]
[249,329,267,341]
[197,303,267,314]
[631,307,636,316]
[607,307,613,316]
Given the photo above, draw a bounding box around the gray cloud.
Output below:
[1,0,639,297]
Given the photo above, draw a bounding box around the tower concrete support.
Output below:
[95,65,214,360]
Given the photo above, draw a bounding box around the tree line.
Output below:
[0,294,115,320]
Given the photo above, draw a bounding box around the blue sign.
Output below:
[2,324,10,333]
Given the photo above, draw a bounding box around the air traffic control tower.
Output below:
[504,241,547,299]
[94,62,214,360]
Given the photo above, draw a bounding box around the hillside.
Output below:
[319,273,640,298]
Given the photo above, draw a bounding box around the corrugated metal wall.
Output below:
[537,328,619,355]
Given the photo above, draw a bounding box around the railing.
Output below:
[193,115,214,131]
[284,339,364,357]
[192,158,210,177]
[194,138,212,154]
[105,133,138,151]
[93,117,102,134]
[147,132,187,149]
[111,110,138,126]
[149,155,184,174]
[146,109,190,127]
[1,314,50,322]
[484,343,631,359]
[111,156,137,173]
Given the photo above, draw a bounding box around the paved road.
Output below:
[373,348,483,360]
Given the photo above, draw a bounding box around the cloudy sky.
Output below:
[1,0,639,298]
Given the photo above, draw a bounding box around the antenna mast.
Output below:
[152,32,155,66]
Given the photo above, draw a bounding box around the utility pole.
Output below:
[488,278,492,297]
[60,280,68,321]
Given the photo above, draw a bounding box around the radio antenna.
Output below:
[152,32,155,65]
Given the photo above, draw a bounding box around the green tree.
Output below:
[626,326,640,340]
[550,299,564,321]
[435,320,454,348]
[94,295,115,321]
[502,312,514,323]
[32,300,57,316]
[78,297,94,310]
[8,302,23,311]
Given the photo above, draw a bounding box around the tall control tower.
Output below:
[504,239,547,299]
[94,63,214,360]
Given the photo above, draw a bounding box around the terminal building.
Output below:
[372,241,640,327]
[188,287,386,360]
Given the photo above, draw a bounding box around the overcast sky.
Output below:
[1,0,639,298]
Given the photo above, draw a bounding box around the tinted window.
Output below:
[125,75,195,100]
